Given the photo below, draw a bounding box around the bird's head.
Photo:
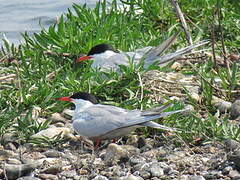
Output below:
[76,43,119,63]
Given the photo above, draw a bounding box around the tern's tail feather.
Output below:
[142,121,177,131]
[144,40,210,68]
[142,108,188,122]
[145,32,179,58]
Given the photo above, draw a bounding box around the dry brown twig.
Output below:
[170,0,193,45]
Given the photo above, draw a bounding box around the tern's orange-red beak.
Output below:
[76,56,93,62]
[57,97,72,102]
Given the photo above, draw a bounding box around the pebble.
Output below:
[104,143,140,164]
[50,112,67,123]
[149,164,164,177]
[121,174,144,180]
[0,149,15,160]
[92,175,109,180]
[222,166,233,175]
[225,139,240,152]
[227,150,240,169]
[31,127,71,139]
[7,158,22,164]
[190,175,206,180]
[37,173,58,180]
[230,99,240,119]
[126,135,139,147]
[5,164,37,180]
[17,177,41,180]
[129,156,146,166]
[40,165,62,174]
[44,150,62,158]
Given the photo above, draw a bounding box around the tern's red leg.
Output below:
[112,139,116,143]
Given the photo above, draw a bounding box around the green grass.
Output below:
[0,0,240,146]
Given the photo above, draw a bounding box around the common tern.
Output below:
[76,33,209,71]
[58,92,186,146]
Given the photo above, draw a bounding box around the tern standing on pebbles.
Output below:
[58,92,187,147]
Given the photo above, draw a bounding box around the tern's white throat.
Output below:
[72,99,93,113]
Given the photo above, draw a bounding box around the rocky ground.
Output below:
[1,57,240,179]
[1,108,240,180]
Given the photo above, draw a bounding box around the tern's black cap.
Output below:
[70,92,99,104]
[87,43,119,56]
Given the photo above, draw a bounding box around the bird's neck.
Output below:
[74,100,93,113]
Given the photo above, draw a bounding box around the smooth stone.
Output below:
[43,150,62,158]
[50,112,67,123]
[104,143,140,164]
[138,171,151,179]
[171,62,182,70]
[225,139,240,152]
[0,149,15,160]
[92,175,108,180]
[230,100,240,119]
[227,150,240,169]
[40,165,62,174]
[166,151,186,162]
[217,101,232,113]
[222,166,233,175]
[179,175,189,180]
[121,174,144,180]
[149,164,164,177]
[37,174,58,180]
[17,177,41,180]
[31,127,71,139]
[141,148,166,159]
[229,170,240,178]
[5,164,37,180]
[129,156,146,166]
[181,104,195,115]
[126,135,139,147]
[7,158,22,165]
[190,175,206,180]
[61,170,77,178]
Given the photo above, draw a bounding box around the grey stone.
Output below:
[37,173,58,180]
[231,100,240,119]
[50,112,67,123]
[43,150,62,158]
[5,164,37,180]
[222,166,232,175]
[104,143,140,164]
[17,177,41,180]
[190,175,206,180]
[228,150,240,169]
[129,156,146,166]
[121,174,144,180]
[92,175,109,180]
[40,165,62,174]
[149,164,164,177]
[217,101,232,113]
[225,139,240,152]
[126,135,139,147]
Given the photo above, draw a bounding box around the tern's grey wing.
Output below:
[72,105,138,138]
